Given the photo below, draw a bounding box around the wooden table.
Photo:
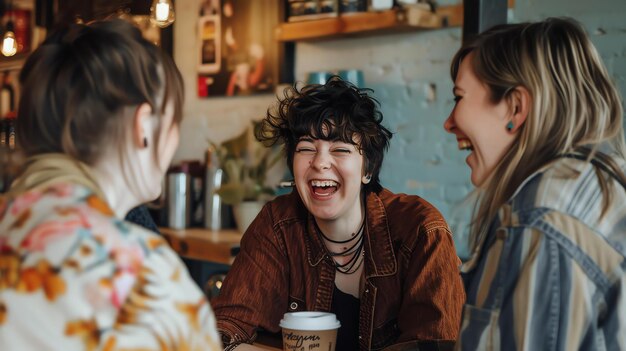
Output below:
[159,227,242,265]
[161,228,284,350]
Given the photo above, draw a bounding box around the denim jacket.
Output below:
[212,188,465,350]
[458,156,626,350]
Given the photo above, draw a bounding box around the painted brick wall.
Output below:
[174,0,626,258]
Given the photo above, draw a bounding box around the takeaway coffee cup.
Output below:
[279,312,340,351]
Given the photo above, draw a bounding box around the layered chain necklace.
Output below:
[316,218,366,275]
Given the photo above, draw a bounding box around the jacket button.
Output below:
[358,336,362,339]
[290,302,298,310]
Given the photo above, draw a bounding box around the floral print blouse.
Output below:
[0,183,222,350]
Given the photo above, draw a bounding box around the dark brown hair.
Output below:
[17,19,184,165]
[256,76,392,193]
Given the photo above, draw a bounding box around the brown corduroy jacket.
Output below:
[212,189,465,350]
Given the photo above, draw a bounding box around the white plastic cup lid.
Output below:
[279,312,341,331]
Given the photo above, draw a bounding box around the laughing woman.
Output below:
[444,18,626,350]
[212,77,464,351]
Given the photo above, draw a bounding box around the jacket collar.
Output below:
[305,190,397,277]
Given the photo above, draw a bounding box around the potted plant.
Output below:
[212,123,282,232]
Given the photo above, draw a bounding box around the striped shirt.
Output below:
[457,156,626,351]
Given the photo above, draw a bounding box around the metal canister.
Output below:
[167,172,191,229]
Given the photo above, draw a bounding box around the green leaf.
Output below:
[208,122,283,204]
[215,183,246,205]
[224,159,243,185]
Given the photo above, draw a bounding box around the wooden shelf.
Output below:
[276,5,462,42]
[276,0,515,42]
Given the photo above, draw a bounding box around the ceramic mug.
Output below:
[338,69,364,88]
[306,71,333,85]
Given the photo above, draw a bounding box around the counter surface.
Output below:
[159,227,242,265]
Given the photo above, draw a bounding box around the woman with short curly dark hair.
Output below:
[212,77,465,351]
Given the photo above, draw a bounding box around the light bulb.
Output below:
[150,0,175,28]
[156,3,168,21]
[2,31,17,57]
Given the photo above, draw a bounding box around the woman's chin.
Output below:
[471,170,496,188]
[144,189,162,204]
[471,173,487,188]
[309,208,339,222]
[470,176,480,187]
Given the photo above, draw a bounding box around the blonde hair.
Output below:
[451,17,626,251]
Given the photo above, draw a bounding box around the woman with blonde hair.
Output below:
[444,17,626,349]
[0,20,221,350]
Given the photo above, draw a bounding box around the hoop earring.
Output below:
[362,174,371,184]
[506,121,514,132]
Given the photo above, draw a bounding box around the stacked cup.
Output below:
[280,312,341,351]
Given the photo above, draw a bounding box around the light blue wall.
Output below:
[294,0,626,258]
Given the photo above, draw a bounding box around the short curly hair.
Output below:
[256,76,392,193]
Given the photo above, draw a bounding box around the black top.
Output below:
[331,284,360,351]
[125,205,159,233]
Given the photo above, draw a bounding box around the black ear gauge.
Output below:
[143,137,148,148]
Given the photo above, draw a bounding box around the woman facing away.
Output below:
[212,77,465,351]
[0,20,221,350]
[444,18,626,350]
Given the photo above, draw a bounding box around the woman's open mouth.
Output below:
[458,139,473,151]
[310,180,339,197]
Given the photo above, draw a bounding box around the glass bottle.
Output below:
[204,147,224,230]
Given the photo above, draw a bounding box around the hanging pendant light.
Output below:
[2,22,17,57]
[2,0,17,57]
[150,0,175,28]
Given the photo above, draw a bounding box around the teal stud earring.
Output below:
[506,121,514,131]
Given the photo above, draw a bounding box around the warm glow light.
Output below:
[156,2,169,21]
[151,0,175,28]
[1,31,17,57]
